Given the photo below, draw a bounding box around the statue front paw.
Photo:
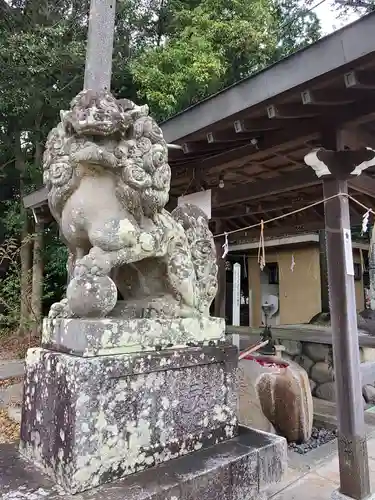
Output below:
[48,298,71,319]
[71,145,118,169]
[74,249,112,279]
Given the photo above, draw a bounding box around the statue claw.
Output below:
[75,250,112,279]
[48,298,71,319]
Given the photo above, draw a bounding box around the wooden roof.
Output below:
[23,13,375,242]
[163,13,375,241]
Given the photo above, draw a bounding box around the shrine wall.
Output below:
[246,244,365,328]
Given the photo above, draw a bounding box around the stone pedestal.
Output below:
[42,316,226,356]
[20,343,237,494]
[19,317,287,497]
[3,426,287,500]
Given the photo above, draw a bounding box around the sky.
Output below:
[315,1,362,34]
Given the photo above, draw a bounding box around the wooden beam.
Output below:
[23,186,48,209]
[215,169,319,208]
[360,193,375,211]
[190,119,320,174]
[273,151,304,167]
[234,118,280,133]
[266,103,318,119]
[187,97,375,175]
[227,220,324,243]
[32,205,53,224]
[213,196,316,219]
[348,174,375,199]
[171,150,228,165]
[206,130,253,143]
[225,208,364,243]
[181,141,231,154]
[301,89,355,106]
[344,70,375,90]
[338,125,375,150]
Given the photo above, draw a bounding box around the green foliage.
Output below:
[131,37,226,119]
[131,0,279,118]
[270,0,321,61]
[42,227,68,312]
[0,261,22,330]
[130,0,322,120]
[0,239,28,330]
[0,230,67,333]
[0,0,336,333]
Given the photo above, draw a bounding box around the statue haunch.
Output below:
[43,90,218,320]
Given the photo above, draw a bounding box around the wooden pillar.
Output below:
[369,225,375,311]
[214,221,226,319]
[324,179,370,499]
[318,229,330,313]
[84,0,116,92]
[305,145,375,500]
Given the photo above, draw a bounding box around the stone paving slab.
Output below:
[331,490,375,499]
[0,360,24,380]
[0,383,23,409]
[268,434,375,499]
[269,472,338,499]
[315,455,375,490]
[263,465,306,498]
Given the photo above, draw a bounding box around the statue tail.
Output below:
[170,203,218,315]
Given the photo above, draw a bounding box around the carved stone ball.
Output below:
[66,275,117,318]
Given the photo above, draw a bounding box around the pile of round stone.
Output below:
[288,426,338,454]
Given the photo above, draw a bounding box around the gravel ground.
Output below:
[0,375,23,443]
[0,375,23,389]
[0,409,20,443]
[288,426,338,454]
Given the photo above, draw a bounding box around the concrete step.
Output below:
[2,427,287,499]
[0,360,24,380]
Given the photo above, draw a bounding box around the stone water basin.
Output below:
[238,354,313,443]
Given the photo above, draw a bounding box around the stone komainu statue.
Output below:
[43,90,218,319]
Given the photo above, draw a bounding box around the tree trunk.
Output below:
[31,220,44,335]
[29,111,45,335]
[16,133,33,336]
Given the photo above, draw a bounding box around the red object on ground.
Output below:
[243,354,288,369]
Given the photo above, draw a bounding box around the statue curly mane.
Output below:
[42,90,171,222]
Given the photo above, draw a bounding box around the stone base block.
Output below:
[331,490,375,500]
[42,316,226,356]
[20,345,237,494]
[2,427,287,500]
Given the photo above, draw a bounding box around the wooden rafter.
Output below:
[216,169,319,207]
